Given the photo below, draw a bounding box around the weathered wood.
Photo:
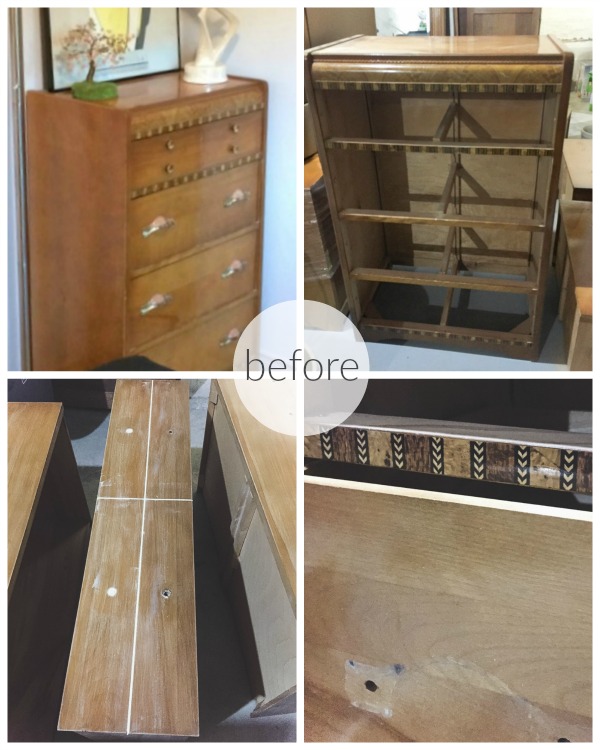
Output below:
[59,379,198,738]
[305,477,592,742]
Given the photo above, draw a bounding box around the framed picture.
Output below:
[43,8,180,91]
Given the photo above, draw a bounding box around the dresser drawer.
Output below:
[138,296,257,370]
[129,161,261,272]
[127,231,258,350]
[130,111,264,191]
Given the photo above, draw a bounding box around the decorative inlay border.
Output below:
[314,81,560,94]
[361,322,534,349]
[130,152,263,199]
[326,140,552,158]
[305,427,592,494]
[131,101,266,141]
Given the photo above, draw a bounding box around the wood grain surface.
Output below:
[59,380,198,738]
[305,477,592,742]
[8,402,62,592]
[27,92,128,370]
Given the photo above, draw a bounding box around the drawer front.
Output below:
[138,296,257,370]
[238,512,296,706]
[130,111,264,191]
[129,161,261,272]
[127,231,259,350]
[212,400,251,521]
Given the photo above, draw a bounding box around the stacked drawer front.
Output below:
[126,86,266,368]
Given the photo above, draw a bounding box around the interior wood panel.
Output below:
[305,478,591,742]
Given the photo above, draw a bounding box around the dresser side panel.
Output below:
[26,93,128,370]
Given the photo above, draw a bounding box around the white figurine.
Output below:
[184,8,239,84]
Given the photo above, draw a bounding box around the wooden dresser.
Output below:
[304,381,592,741]
[305,36,572,360]
[26,73,267,370]
[199,380,296,715]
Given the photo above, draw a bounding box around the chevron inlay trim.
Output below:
[430,436,444,475]
[355,429,370,465]
[306,428,591,494]
[320,430,333,460]
[391,433,405,469]
[470,441,486,481]
[560,449,576,492]
[514,445,531,486]
[314,81,560,94]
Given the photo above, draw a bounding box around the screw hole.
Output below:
[364,680,378,693]
[168,429,173,434]
[162,589,172,599]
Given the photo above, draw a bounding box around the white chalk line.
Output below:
[126,381,154,735]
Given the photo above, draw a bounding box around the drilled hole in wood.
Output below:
[162,589,172,599]
[557,740,570,743]
[168,429,173,434]
[364,680,378,693]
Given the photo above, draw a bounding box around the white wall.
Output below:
[180,8,296,311]
[8,8,296,369]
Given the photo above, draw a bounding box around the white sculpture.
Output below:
[184,8,239,84]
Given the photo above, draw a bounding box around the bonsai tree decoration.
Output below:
[55,19,132,100]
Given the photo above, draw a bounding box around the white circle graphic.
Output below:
[232,301,369,436]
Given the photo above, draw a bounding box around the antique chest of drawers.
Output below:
[26,73,267,370]
[305,36,573,359]
[304,380,592,741]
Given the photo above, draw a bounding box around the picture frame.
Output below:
[42,8,181,92]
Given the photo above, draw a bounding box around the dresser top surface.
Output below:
[8,402,63,590]
[308,34,567,61]
[51,72,264,111]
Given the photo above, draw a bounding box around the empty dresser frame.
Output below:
[304,385,592,742]
[59,380,199,739]
[305,36,573,359]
